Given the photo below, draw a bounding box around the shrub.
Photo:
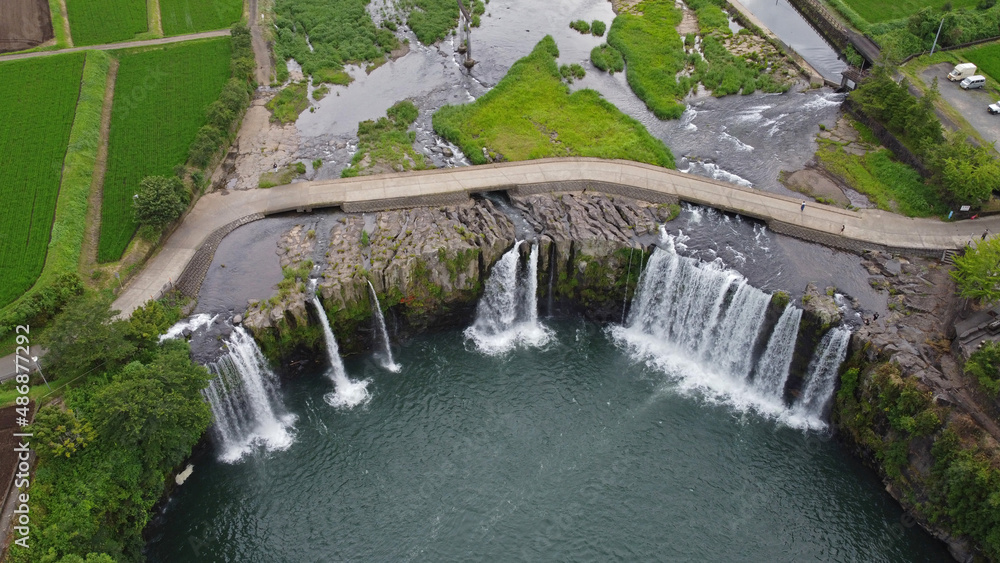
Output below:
[133,175,189,228]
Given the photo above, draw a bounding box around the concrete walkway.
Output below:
[110,157,998,317]
[0,30,231,62]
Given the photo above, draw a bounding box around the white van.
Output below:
[949,63,977,81]
[961,75,986,89]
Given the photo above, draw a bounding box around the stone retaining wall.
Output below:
[175,213,265,298]
[507,180,680,205]
[767,219,945,258]
[341,192,470,213]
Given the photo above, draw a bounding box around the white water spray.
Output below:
[466,241,551,355]
[312,294,372,408]
[367,280,401,372]
[753,305,803,399]
[791,327,851,422]
[204,326,295,463]
[160,313,217,342]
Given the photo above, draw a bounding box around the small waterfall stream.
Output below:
[753,305,803,400]
[792,327,852,421]
[367,280,401,372]
[312,294,372,408]
[204,326,295,462]
[466,241,551,355]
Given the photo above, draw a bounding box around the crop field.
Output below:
[0,53,86,307]
[65,0,147,46]
[839,0,979,24]
[98,38,232,262]
[160,0,243,35]
[964,42,1000,83]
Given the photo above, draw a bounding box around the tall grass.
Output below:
[433,36,675,168]
[965,42,1000,83]
[839,0,978,24]
[817,144,946,217]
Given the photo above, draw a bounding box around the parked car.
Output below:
[960,75,987,89]
[989,102,1000,115]
[949,62,978,81]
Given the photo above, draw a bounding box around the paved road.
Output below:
[0,29,231,62]
[921,62,1000,149]
[109,157,1000,318]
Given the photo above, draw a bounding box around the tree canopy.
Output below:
[950,237,1000,303]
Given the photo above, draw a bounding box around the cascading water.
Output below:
[204,326,295,462]
[312,294,372,408]
[367,280,401,372]
[613,240,823,424]
[466,241,551,355]
[753,305,803,400]
[791,327,851,425]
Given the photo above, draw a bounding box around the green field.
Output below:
[0,53,86,308]
[98,38,232,262]
[840,0,979,24]
[433,36,675,168]
[160,0,244,35]
[65,0,147,46]
[965,42,1000,83]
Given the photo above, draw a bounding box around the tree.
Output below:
[133,175,188,228]
[88,339,212,474]
[950,237,1000,303]
[38,293,136,381]
[32,406,95,461]
[936,136,1000,204]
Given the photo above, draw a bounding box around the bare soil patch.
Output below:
[0,0,53,53]
[224,96,300,190]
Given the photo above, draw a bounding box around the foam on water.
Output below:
[160,313,218,342]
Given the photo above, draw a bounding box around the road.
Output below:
[108,157,1000,318]
[0,29,231,62]
[921,62,1000,149]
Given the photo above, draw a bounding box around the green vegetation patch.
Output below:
[964,41,1000,83]
[342,100,433,177]
[65,0,147,46]
[99,38,232,262]
[570,20,591,33]
[816,145,945,217]
[591,19,607,37]
[590,43,624,73]
[0,52,86,308]
[273,0,399,82]
[266,82,309,123]
[433,36,674,167]
[839,0,979,24]
[607,0,689,119]
[160,0,244,35]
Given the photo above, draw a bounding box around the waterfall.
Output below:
[612,242,822,425]
[160,313,217,342]
[753,305,803,399]
[791,327,851,423]
[466,241,551,355]
[367,280,401,372]
[204,326,295,463]
[312,295,372,408]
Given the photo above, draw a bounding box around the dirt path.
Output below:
[249,0,272,84]
[0,29,230,62]
[79,58,119,276]
[58,0,72,47]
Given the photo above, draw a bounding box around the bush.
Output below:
[570,19,591,33]
[591,20,606,36]
[133,175,189,228]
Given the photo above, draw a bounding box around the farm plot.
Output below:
[160,0,243,35]
[0,53,86,307]
[98,38,232,262]
[65,0,146,46]
[965,42,1000,83]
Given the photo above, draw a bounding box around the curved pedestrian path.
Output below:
[112,157,993,316]
[0,29,231,62]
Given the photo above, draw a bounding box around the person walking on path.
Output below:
[800,201,806,211]
[841,224,845,233]
[983,229,990,241]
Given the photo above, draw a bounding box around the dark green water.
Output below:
[147,321,950,562]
